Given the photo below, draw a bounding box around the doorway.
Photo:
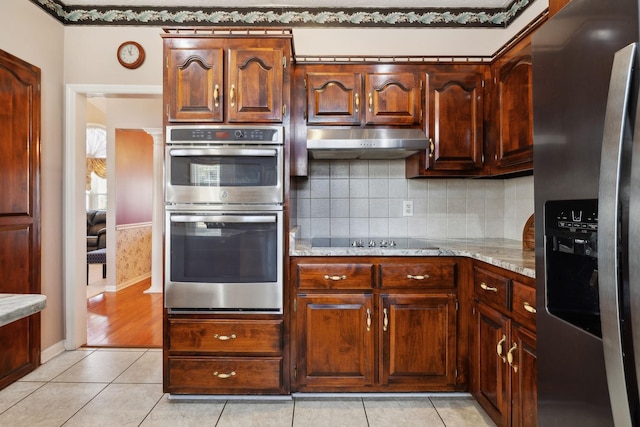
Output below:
[64,84,162,350]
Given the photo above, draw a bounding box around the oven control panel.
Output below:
[167,125,282,144]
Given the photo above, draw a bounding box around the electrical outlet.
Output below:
[403,200,414,217]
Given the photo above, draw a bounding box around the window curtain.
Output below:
[86,125,107,191]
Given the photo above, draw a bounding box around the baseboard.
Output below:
[104,272,151,293]
[41,340,66,364]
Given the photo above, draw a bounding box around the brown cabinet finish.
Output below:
[291,256,463,392]
[296,294,374,389]
[163,35,290,124]
[164,315,287,395]
[380,293,457,388]
[488,39,533,175]
[406,65,487,177]
[306,72,363,125]
[0,49,42,390]
[364,72,421,126]
[164,40,223,123]
[470,261,537,427]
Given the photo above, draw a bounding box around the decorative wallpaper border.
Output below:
[30,0,534,27]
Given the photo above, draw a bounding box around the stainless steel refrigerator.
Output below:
[532,0,640,425]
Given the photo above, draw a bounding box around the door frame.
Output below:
[63,84,162,350]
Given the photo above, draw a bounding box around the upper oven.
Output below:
[165,125,284,205]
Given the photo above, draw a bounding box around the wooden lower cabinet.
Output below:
[470,262,537,427]
[291,256,463,392]
[164,315,287,395]
[380,293,457,388]
[296,294,374,389]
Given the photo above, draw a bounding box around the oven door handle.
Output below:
[170,215,277,224]
[169,148,278,157]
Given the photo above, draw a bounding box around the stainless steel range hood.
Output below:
[306,127,428,160]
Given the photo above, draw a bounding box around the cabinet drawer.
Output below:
[511,280,536,331]
[297,263,374,290]
[168,319,282,354]
[473,266,510,312]
[379,262,456,289]
[167,356,283,392]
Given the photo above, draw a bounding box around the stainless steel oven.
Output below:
[164,206,283,313]
[165,125,283,205]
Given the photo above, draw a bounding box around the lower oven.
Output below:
[165,206,283,314]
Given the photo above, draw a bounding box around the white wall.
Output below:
[0,0,65,354]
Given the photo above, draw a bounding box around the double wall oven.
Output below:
[164,125,284,314]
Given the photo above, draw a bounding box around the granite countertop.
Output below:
[290,233,535,278]
[0,294,47,328]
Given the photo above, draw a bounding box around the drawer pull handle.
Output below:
[213,334,237,341]
[355,93,359,113]
[368,92,373,112]
[213,371,236,379]
[366,308,372,332]
[428,138,434,158]
[407,274,429,280]
[383,308,389,332]
[324,274,347,281]
[523,302,537,314]
[497,335,507,363]
[507,343,518,372]
[480,282,498,292]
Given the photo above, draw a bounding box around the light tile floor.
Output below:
[0,348,496,426]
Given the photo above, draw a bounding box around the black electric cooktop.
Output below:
[311,237,439,250]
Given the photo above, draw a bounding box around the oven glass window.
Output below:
[169,215,278,283]
[171,155,277,187]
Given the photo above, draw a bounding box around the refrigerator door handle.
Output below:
[630,46,640,416]
[598,42,636,427]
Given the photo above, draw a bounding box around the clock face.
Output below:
[117,41,145,69]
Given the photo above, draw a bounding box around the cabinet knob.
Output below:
[213,84,220,108]
[213,334,237,341]
[523,302,536,314]
[507,343,518,372]
[480,282,498,292]
[213,371,236,379]
[496,335,507,363]
[407,274,429,280]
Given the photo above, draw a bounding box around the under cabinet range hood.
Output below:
[306,127,428,160]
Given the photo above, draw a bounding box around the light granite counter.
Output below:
[290,233,535,278]
[0,294,47,328]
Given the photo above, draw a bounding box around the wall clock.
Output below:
[117,41,145,69]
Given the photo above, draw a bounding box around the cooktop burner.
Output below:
[311,237,438,250]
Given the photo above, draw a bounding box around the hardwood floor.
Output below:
[86,278,163,347]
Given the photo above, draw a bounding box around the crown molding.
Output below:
[30,0,534,27]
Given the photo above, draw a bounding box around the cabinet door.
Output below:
[296,294,374,389]
[165,41,223,123]
[365,73,421,125]
[472,303,510,427]
[228,48,284,123]
[493,46,533,172]
[425,71,484,171]
[510,324,537,427]
[306,72,363,125]
[380,294,457,388]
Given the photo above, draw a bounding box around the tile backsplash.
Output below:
[291,159,533,241]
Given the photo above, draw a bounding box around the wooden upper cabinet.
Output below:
[364,73,421,126]
[424,69,485,172]
[163,35,289,124]
[490,41,533,174]
[165,40,223,123]
[548,0,572,18]
[305,70,421,126]
[228,47,284,123]
[306,72,363,125]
